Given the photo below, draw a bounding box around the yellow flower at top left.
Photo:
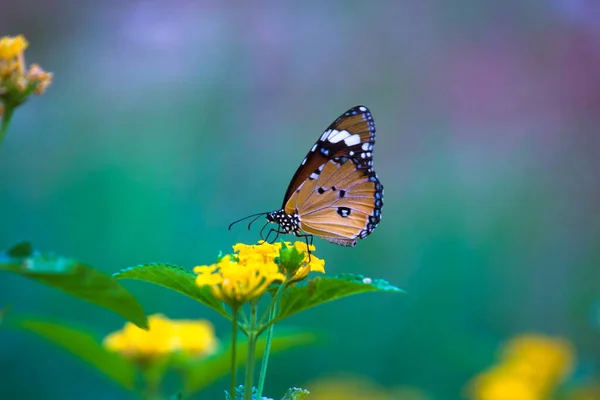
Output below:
[103,314,218,361]
[0,35,52,99]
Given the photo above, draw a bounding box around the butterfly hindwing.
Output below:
[281,105,376,207]
[284,157,383,246]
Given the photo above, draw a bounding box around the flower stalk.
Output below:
[244,301,259,400]
[256,285,285,398]
[0,102,14,147]
[230,305,239,398]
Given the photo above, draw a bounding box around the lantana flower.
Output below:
[103,314,218,361]
[466,333,575,400]
[0,35,52,104]
[194,241,325,305]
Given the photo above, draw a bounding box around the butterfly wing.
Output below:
[284,158,383,246]
[281,105,376,208]
[282,105,383,246]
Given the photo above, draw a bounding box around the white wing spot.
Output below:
[349,150,354,156]
[327,129,351,143]
[301,158,307,165]
[310,172,319,179]
[320,129,331,141]
[344,134,361,146]
[359,106,367,112]
[311,144,318,152]
[361,142,370,151]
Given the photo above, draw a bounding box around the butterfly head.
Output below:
[267,209,301,234]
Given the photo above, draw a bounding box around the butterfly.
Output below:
[229,105,383,250]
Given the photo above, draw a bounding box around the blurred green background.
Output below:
[1,1,599,399]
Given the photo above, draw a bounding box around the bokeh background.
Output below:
[1,1,600,399]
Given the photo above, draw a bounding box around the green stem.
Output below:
[243,302,258,400]
[0,104,15,148]
[140,359,165,400]
[256,286,284,398]
[230,306,239,398]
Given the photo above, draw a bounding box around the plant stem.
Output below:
[256,286,284,398]
[243,302,258,400]
[140,360,165,400]
[230,306,239,398]
[0,104,15,148]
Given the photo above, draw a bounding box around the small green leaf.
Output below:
[281,388,310,400]
[279,244,305,279]
[14,319,136,389]
[7,241,33,258]
[113,263,229,320]
[273,273,404,325]
[183,331,318,396]
[0,244,148,329]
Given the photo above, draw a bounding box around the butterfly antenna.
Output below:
[228,212,269,231]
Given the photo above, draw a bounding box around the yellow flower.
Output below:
[194,241,325,304]
[465,333,575,400]
[0,35,52,100]
[282,241,325,282]
[195,254,285,305]
[233,241,279,264]
[306,375,392,400]
[468,367,542,400]
[502,333,574,384]
[0,35,28,59]
[0,35,27,78]
[103,314,218,361]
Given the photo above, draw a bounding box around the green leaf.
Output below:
[113,263,229,320]
[6,241,33,258]
[14,319,136,389]
[0,243,148,329]
[183,331,318,396]
[281,388,310,400]
[273,273,404,325]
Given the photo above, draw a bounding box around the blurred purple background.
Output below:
[1,1,600,399]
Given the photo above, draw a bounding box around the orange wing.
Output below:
[284,158,383,246]
[281,105,376,208]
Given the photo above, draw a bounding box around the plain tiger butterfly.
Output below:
[229,105,383,250]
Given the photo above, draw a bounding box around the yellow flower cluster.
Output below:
[103,314,218,361]
[194,241,325,305]
[307,375,429,400]
[0,35,52,103]
[467,333,575,400]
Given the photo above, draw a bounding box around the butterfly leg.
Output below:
[264,228,286,244]
[296,233,314,262]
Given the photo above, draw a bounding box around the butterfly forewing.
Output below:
[281,105,376,207]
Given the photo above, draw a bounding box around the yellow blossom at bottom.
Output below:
[306,375,395,400]
[465,333,575,400]
[103,314,218,360]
